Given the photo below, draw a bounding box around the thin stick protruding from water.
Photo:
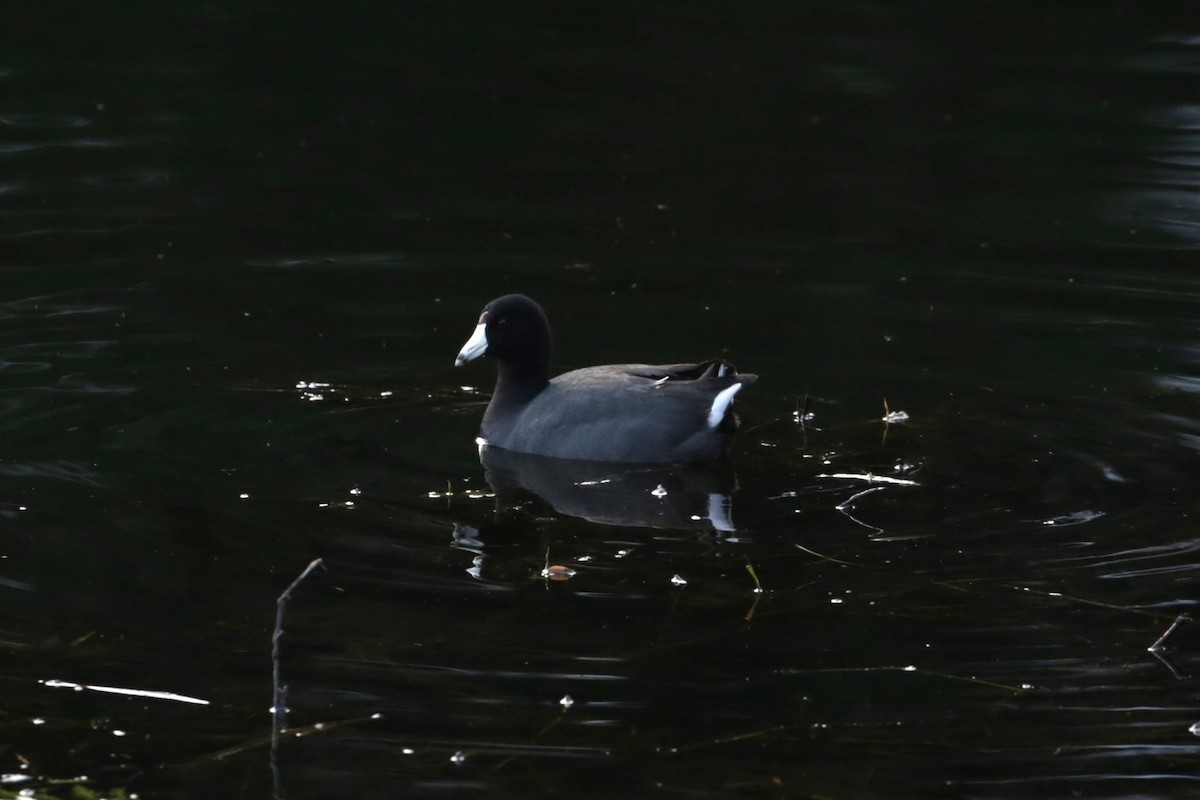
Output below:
[1148,613,1191,653]
[744,559,763,593]
[273,558,324,735]
[793,542,854,566]
[743,559,765,621]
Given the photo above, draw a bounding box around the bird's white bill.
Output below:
[454,323,488,366]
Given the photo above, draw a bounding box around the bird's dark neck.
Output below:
[492,360,550,406]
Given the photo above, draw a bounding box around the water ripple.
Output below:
[0,137,165,155]
[0,461,107,487]
[0,223,172,239]
[0,113,92,129]
[245,252,413,270]
[1100,561,1200,579]
[0,340,117,359]
[0,359,52,373]
[76,170,173,190]
[1044,537,1200,582]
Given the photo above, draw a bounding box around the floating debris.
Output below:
[882,398,909,424]
[670,574,688,587]
[793,394,814,424]
[650,484,668,498]
[1041,510,1104,526]
[819,472,919,486]
[559,694,575,710]
[450,751,466,765]
[540,548,576,581]
[542,564,576,581]
[297,380,333,402]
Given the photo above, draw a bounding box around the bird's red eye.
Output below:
[496,317,507,326]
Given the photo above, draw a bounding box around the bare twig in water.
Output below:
[794,394,812,448]
[273,558,325,735]
[69,630,98,647]
[1148,613,1191,653]
[493,702,572,772]
[744,558,765,621]
[744,592,762,622]
[664,724,790,755]
[1148,648,1185,680]
[1006,584,1162,617]
[184,712,380,766]
[793,543,854,566]
[833,486,888,533]
[745,559,763,593]
[821,472,918,487]
[779,664,1028,693]
[271,558,325,800]
[1008,586,1191,673]
[815,472,918,535]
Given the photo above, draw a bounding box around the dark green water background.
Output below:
[2,3,1199,798]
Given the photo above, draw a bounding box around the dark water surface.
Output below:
[3,4,1199,798]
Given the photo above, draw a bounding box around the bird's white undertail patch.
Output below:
[707,383,743,428]
[707,492,735,532]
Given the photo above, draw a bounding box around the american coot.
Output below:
[454,294,756,463]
